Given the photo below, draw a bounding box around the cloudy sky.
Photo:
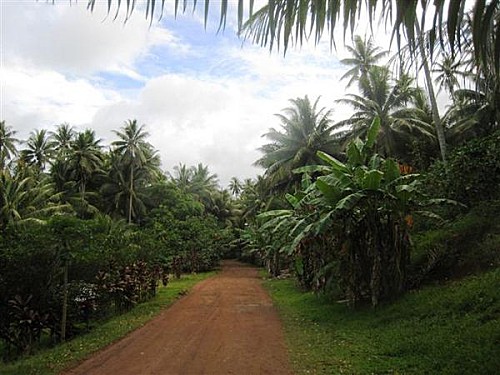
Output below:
[1,0,394,187]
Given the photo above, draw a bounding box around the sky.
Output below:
[1,0,396,187]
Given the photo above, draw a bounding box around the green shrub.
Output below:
[410,201,500,286]
[425,131,500,206]
[0,216,164,358]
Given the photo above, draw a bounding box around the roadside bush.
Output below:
[424,131,500,206]
[409,201,500,286]
[0,183,228,360]
[143,208,224,274]
[0,216,164,358]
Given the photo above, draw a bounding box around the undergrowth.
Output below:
[265,269,500,374]
[410,201,500,286]
[0,272,215,375]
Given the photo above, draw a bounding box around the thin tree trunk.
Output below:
[78,181,86,219]
[61,258,69,342]
[128,164,134,224]
[415,21,447,162]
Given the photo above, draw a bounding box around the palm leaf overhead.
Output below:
[79,1,499,77]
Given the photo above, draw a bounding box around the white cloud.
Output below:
[1,1,183,75]
[1,65,119,138]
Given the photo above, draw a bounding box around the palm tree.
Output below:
[228,177,242,196]
[432,54,467,97]
[51,123,75,158]
[102,145,161,222]
[337,66,434,160]
[340,35,387,88]
[445,15,500,137]
[0,169,64,231]
[169,163,219,200]
[255,95,342,192]
[444,84,498,145]
[240,1,496,72]
[170,163,193,193]
[101,152,128,219]
[0,121,19,170]
[0,170,31,231]
[237,176,271,223]
[191,163,219,198]
[204,189,235,225]
[68,130,103,215]
[21,129,55,172]
[413,20,448,162]
[112,120,154,223]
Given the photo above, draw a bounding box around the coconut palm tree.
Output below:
[438,13,500,146]
[21,129,55,173]
[444,86,498,145]
[255,95,343,192]
[112,120,152,223]
[68,130,103,215]
[340,35,388,88]
[51,123,75,158]
[204,189,235,225]
[432,54,467,96]
[229,177,242,196]
[191,163,219,197]
[102,144,161,222]
[0,169,63,231]
[169,163,219,200]
[240,1,496,73]
[0,121,19,170]
[337,66,435,160]
[170,163,193,192]
[237,176,272,223]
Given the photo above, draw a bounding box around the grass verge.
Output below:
[264,269,500,375]
[0,272,215,375]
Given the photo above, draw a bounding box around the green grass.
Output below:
[0,272,215,375]
[264,269,500,375]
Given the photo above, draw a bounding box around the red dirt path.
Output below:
[63,260,293,375]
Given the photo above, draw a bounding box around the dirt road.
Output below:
[63,260,293,375]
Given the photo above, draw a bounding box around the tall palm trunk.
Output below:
[415,21,447,162]
[80,181,86,203]
[79,181,86,218]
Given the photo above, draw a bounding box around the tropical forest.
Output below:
[0,1,499,374]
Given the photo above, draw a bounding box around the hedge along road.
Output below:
[63,260,293,375]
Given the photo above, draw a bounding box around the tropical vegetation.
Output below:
[0,121,233,359]
[2,1,500,373]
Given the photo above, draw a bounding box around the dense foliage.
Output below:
[0,121,233,359]
[425,131,500,205]
[2,3,500,368]
[235,29,500,311]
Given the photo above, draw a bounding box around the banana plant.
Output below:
[256,117,456,306]
[298,118,461,305]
